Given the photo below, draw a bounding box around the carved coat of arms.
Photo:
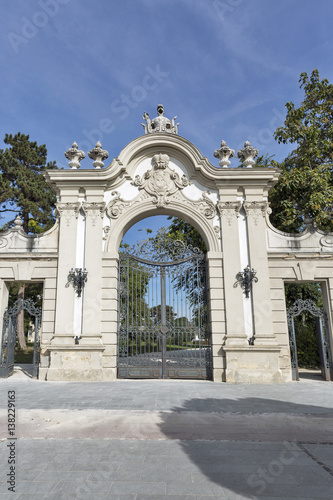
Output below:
[132,153,190,208]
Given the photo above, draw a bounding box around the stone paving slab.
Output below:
[1,378,333,414]
[0,439,333,499]
[0,379,332,498]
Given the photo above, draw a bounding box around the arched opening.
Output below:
[105,200,219,255]
[285,282,333,381]
[117,215,212,380]
[0,281,43,379]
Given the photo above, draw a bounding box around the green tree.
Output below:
[150,304,177,323]
[0,133,57,233]
[267,70,333,233]
[0,133,57,349]
[167,217,207,253]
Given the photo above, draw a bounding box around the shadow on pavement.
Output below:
[158,397,333,498]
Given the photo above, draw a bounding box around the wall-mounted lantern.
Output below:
[234,265,258,298]
[67,268,88,297]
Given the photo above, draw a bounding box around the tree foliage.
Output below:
[0,133,57,233]
[267,70,333,233]
[166,217,207,253]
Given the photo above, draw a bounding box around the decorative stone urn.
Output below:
[88,141,109,169]
[64,142,85,169]
[237,141,259,168]
[214,140,235,168]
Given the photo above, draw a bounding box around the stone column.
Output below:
[218,201,248,346]
[244,201,278,346]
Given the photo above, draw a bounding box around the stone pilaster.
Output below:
[244,201,278,346]
[52,202,80,339]
[217,201,248,346]
[81,201,105,344]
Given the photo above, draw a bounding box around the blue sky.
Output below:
[1,0,333,173]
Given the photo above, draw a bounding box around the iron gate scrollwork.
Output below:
[117,231,212,379]
[0,298,42,379]
[287,299,332,381]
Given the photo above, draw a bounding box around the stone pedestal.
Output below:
[224,346,282,383]
[46,345,105,381]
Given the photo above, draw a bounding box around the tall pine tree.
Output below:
[0,133,57,233]
[0,133,57,349]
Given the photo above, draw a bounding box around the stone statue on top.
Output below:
[142,104,179,134]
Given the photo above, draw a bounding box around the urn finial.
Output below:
[64,142,85,169]
[88,141,109,169]
[214,140,235,168]
[237,141,259,168]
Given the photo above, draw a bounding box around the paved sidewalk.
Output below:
[0,378,332,499]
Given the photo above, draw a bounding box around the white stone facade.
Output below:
[0,119,332,383]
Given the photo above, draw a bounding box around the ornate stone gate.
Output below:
[0,104,332,382]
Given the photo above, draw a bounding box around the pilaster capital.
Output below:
[217,201,242,226]
[55,202,81,226]
[243,201,271,225]
[82,202,106,226]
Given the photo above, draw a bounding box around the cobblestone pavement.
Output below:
[0,378,332,499]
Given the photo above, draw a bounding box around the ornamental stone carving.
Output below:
[64,142,85,169]
[103,226,110,241]
[321,235,333,247]
[82,202,106,226]
[0,237,8,249]
[214,140,235,168]
[55,202,81,226]
[88,141,109,169]
[106,191,131,219]
[217,201,242,226]
[243,201,272,225]
[132,153,190,208]
[237,141,259,168]
[193,192,217,219]
[142,105,179,134]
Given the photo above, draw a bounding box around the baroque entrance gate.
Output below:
[287,299,332,381]
[0,298,42,378]
[117,232,212,379]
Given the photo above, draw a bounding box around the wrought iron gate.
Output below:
[287,299,332,381]
[0,298,42,379]
[118,232,212,379]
